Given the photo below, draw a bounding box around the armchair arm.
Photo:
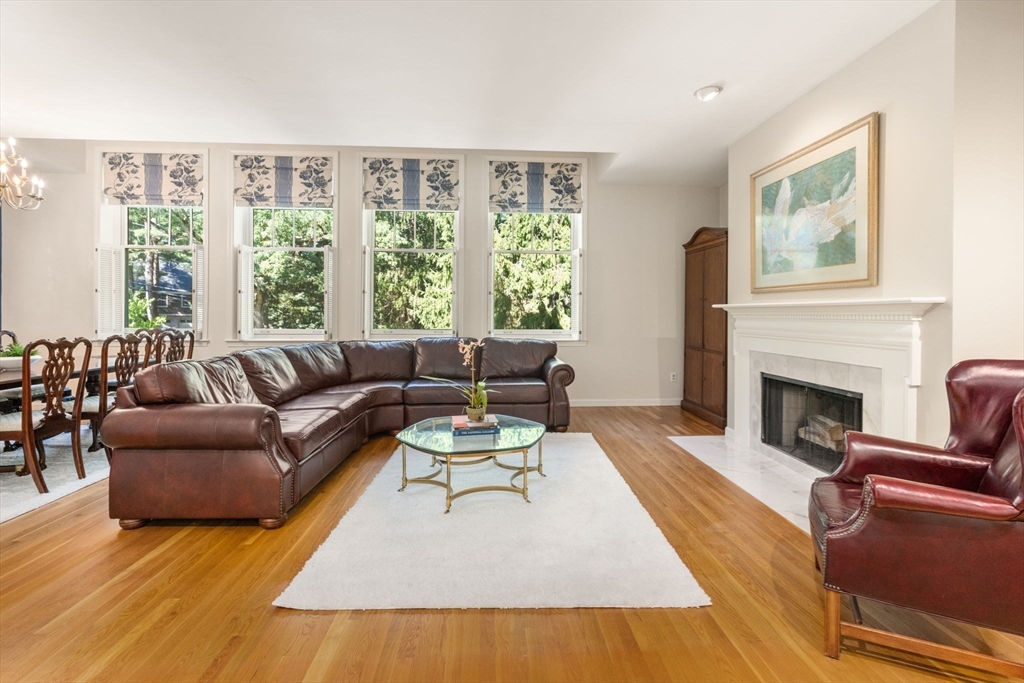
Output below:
[543,357,575,430]
[867,475,1022,521]
[828,431,991,490]
[101,403,283,451]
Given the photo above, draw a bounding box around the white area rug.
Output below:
[0,427,110,523]
[275,433,711,610]
[669,435,815,533]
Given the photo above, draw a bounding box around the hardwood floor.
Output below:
[1,406,1020,682]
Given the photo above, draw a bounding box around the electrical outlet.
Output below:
[670,372,678,382]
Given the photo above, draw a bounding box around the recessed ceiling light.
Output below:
[693,86,722,103]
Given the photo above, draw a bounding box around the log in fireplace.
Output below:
[761,373,863,473]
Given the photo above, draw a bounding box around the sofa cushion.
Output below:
[484,378,549,404]
[479,338,557,379]
[320,380,406,408]
[133,356,262,405]
[277,408,343,462]
[277,391,369,425]
[403,378,470,405]
[340,340,414,382]
[415,337,477,379]
[282,343,349,393]
[235,347,305,406]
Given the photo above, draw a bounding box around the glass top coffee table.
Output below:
[395,415,546,513]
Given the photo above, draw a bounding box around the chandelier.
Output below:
[0,138,45,211]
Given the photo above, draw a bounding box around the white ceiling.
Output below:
[0,0,936,186]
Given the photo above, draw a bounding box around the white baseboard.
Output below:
[724,426,736,442]
[572,398,684,407]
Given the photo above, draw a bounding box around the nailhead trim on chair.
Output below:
[821,477,877,592]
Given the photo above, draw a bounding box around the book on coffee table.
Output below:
[451,414,500,436]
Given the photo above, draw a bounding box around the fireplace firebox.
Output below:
[761,373,863,473]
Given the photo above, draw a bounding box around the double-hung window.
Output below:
[96,152,206,337]
[361,157,462,337]
[487,160,585,340]
[233,155,336,340]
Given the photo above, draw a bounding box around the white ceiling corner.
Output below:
[0,0,937,186]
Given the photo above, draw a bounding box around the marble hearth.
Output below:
[717,298,945,466]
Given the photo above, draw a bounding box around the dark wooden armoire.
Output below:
[681,227,728,428]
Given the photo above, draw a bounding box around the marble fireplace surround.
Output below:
[717,298,945,462]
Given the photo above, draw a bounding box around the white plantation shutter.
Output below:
[361,245,370,337]
[95,245,125,337]
[571,248,583,340]
[451,248,459,336]
[323,246,334,339]
[192,244,204,337]
[237,246,255,340]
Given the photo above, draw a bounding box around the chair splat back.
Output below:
[154,330,194,364]
[104,333,151,389]
[23,337,92,423]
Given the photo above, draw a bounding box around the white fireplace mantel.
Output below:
[716,297,946,448]
[715,297,945,321]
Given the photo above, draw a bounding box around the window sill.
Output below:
[225,338,329,347]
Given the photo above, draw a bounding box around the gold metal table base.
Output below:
[399,441,542,513]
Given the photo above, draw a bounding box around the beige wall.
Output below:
[951,0,1024,361]
[726,1,958,445]
[1,140,719,406]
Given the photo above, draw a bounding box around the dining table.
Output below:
[0,360,117,394]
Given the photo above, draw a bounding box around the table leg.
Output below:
[399,443,407,492]
[522,449,530,503]
[445,455,452,513]
[538,438,545,477]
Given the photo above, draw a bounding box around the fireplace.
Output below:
[761,373,863,473]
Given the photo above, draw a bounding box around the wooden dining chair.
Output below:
[84,333,151,455]
[134,328,165,368]
[0,337,92,494]
[0,330,18,347]
[154,329,194,364]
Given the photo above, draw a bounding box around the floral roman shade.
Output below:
[488,161,583,214]
[233,155,334,208]
[362,158,460,212]
[101,152,205,206]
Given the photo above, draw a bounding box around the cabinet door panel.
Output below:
[684,251,704,349]
[703,244,728,354]
[684,349,704,405]
[702,351,726,416]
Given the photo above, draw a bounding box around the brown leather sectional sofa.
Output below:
[101,337,574,529]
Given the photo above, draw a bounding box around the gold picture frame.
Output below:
[750,113,878,293]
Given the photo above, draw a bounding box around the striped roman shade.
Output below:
[488,161,583,214]
[233,155,334,208]
[362,158,460,212]
[101,152,205,206]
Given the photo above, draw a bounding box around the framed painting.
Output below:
[750,112,878,293]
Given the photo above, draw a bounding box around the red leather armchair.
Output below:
[809,359,1024,677]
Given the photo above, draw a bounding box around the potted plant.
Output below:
[423,340,496,422]
[0,343,40,370]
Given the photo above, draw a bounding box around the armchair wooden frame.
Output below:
[0,337,92,494]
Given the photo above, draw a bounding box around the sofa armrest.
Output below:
[543,357,575,430]
[101,403,283,451]
[827,431,991,490]
[867,475,1021,521]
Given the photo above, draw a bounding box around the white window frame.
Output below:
[94,146,209,340]
[362,208,461,340]
[483,155,587,343]
[487,212,584,342]
[237,206,336,342]
[121,206,205,333]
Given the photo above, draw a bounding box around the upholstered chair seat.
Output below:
[0,410,45,431]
